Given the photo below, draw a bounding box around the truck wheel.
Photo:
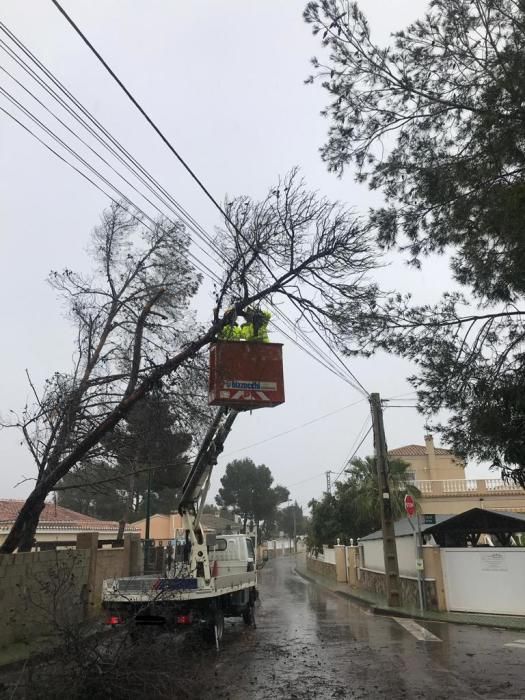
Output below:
[242,603,256,628]
[214,609,225,643]
[204,608,224,646]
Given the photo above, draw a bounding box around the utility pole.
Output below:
[144,466,152,573]
[369,393,401,607]
[325,470,332,495]
[293,500,297,554]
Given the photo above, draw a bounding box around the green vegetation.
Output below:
[216,458,289,535]
[307,456,419,551]
[306,0,525,485]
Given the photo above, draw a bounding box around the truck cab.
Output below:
[209,534,256,577]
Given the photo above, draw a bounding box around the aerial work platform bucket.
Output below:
[208,341,285,409]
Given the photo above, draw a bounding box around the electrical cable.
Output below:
[0,32,357,389]
[1,19,364,390]
[0,100,219,285]
[0,72,352,389]
[285,472,328,489]
[385,392,417,400]
[0,62,224,275]
[0,68,355,387]
[49,0,369,396]
[333,424,373,485]
[0,30,225,274]
[280,416,373,500]
[221,397,366,457]
[383,405,419,408]
[332,417,373,484]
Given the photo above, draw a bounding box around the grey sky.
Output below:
[0,1,489,509]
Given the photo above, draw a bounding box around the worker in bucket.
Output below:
[218,307,270,342]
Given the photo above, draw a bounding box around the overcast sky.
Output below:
[0,1,492,510]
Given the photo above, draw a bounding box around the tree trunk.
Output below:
[117,469,135,543]
[1,486,48,553]
[0,319,238,554]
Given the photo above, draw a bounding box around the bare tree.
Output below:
[1,170,377,553]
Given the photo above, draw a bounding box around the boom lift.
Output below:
[102,406,253,645]
[176,406,239,586]
[103,328,285,645]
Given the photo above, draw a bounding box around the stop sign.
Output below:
[404,494,416,517]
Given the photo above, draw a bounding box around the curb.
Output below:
[294,565,525,633]
[295,566,375,611]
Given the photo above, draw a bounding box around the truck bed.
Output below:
[102,571,256,604]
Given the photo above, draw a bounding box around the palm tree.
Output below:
[335,456,420,541]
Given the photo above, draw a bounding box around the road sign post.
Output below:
[405,495,425,612]
[404,494,416,517]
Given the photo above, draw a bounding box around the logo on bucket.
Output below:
[223,380,277,391]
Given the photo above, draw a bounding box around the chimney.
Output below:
[424,434,436,475]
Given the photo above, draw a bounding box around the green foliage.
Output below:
[217,308,271,342]
[216,458,289,534]
[275,502,307,539]
[307,456,419,550]
[305,0,525,484]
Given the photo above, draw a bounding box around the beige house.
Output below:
[131,512,241,540]
[389,435,525,515]
[131,512,184,541]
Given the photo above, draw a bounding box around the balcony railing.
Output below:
[412,478,524,497]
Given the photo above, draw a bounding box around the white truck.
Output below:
[102,408,258,645]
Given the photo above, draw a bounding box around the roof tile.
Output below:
[388,444,452,457]
[0,499,139,532]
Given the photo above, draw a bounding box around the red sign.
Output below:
[404,494,416,517]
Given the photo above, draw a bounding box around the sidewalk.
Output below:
[294,554,525,632]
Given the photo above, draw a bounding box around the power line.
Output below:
[0,28,225,275]
[0,81,353,392]
[0,100,219,285]
[285,471,327,489]
[383,405,419,408]
[0,63,354,388]
[334,424,373,484]
[50,0,369,397]
[0,25,358,390]
[385,392,417,400]
[332,417,373,484]
[51,0,228,229]
[0,65,223,275]
[0,24,354,384]
[281,418,373,500]
[221,397,366,457]
[3,15,364,391]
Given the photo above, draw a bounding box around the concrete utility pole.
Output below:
[293,500,297,554]
[325,470,332,495]
[369,392,401,607]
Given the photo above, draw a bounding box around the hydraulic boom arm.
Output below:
[175,407,238,581]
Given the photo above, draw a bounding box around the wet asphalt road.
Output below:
[205,556,525,700]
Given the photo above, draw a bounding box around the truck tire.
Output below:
[242,603,256,628]
[214,609,225,642]
[204,608,224,645]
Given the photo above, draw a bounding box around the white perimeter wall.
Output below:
[442,548,525,615]
[361,536,419,576]
[316,547,336,565]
